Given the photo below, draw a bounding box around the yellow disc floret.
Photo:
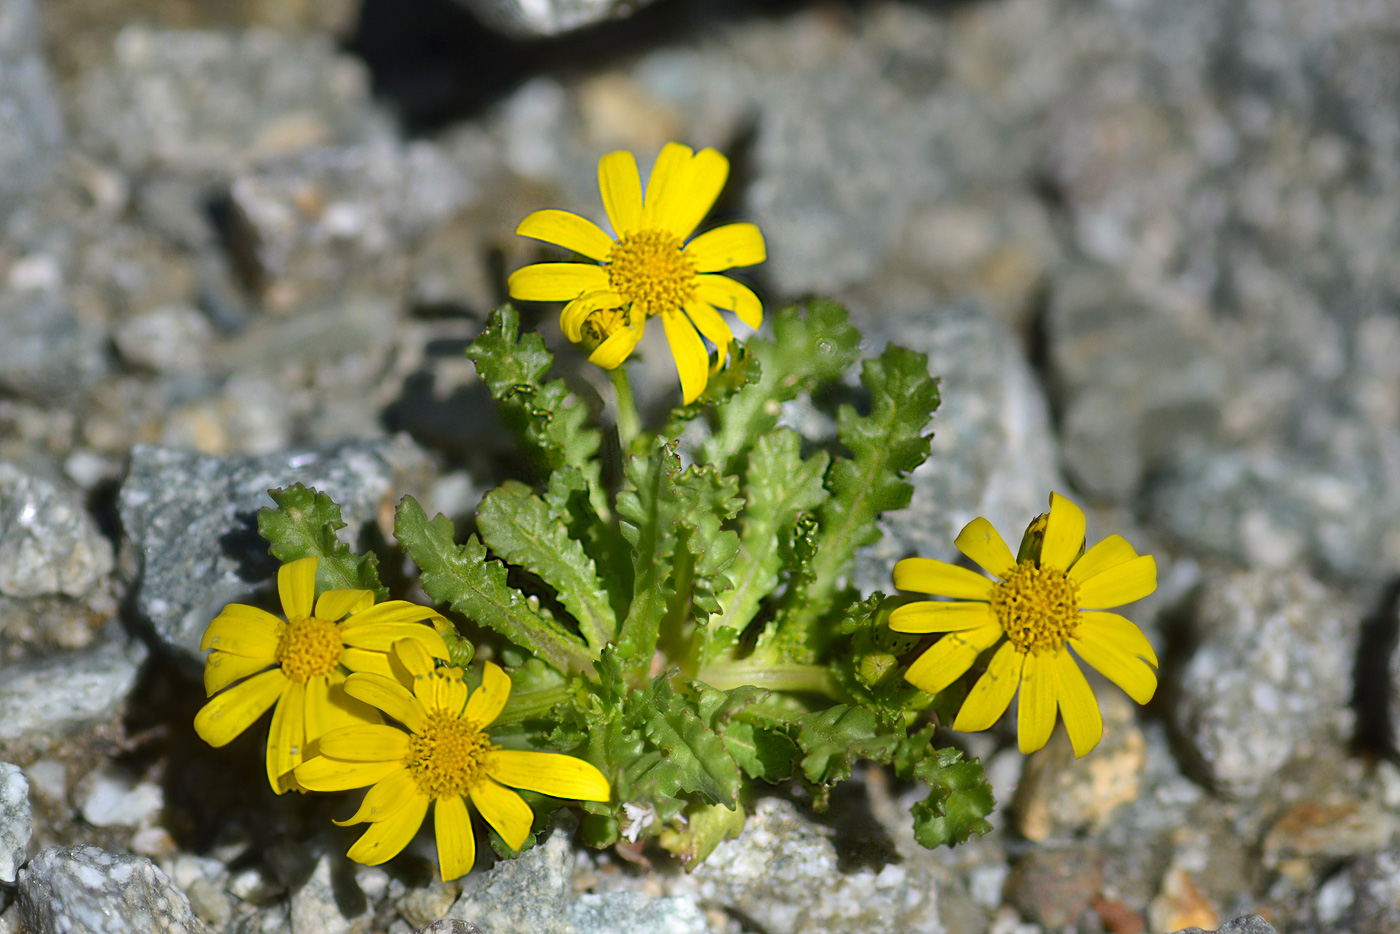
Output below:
[606,229,696,314]
[992,563,1081,655]
[276,616,343,682]
[404,711,497,800]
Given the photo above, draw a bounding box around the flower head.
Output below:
[508,142,766,404]
[890,493,1158,757]
[193,556,450,793]
[295,640,611,880]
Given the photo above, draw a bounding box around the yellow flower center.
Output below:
[606,228,696,315]
[276,616,343,682]
[403,711,497,800]
[992,563,1081,655]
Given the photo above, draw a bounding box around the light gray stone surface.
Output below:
[0,462,114,599]
[17,845,210,934]
[288,854,370,934]
[452,0,660,37]
[0,637,146,753]
[118,437,433,663]
[852,300,1064,595]
[1171,914,1279,934]
[0,0,64,224]
[0,762,30,883]
[1175,569,1358,798]
[565,892,708,934]
[0,292,108,404]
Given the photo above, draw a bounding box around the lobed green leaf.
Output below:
[258,484,389,602]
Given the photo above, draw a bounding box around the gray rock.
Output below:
[447,821,574,933]
[288,854,370,934]
[565,892,708,934]
[0,462,114,599]
[690,798,946,934]
[17,845,210,934]
[453,0,660,38]
[1175,569,1358,798]
[76,763,163,829]
[0,0,64,224]
[112,304,213,374]
[1171,914,1279,934]
[118,437,433,663]
[853,300,1064,595]
[78,27,379,177]
[0,637,147,754]
[415,923,483,934]
[0,292,108,403]
[1333,846,1400,934]
[0,762,30,883]
[1046,262,1224,502]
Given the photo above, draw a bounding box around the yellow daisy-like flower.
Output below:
[891,493,1159,758]
[508,141,767,404]
[294,640,611,881]
[193,556,451,793]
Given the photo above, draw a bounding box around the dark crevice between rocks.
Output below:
[1352,577,1400,760]
[1151,577,1222,794]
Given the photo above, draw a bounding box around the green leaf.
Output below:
[669,463,742,625]
[721,720,799,781]
[709,429,829,644]
[395,495,594,676]
[466,305,603,498]
[477,480,616,652]
[794,705,899,788]
[661,801,747,870]
[613,445,685,678]
[641,675,743,806]
[780,344,939,644]
[702,300,861,475]
[895,733,995,848]
[661,341,762,438]
[258,484,388,602]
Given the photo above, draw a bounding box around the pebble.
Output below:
[112,304,213,374]
[17,845,210,934]
[0,462,114,599]
[288,853,371,934]
[76,762,163,829]
[0,0,64,224]
[0,763,31,884]
[453,0,661,37]
[0,636,147,755]
[1003,845,1103,930]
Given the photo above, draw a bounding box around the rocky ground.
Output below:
[0,0,1397,932]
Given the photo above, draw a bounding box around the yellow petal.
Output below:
[1040,492,1086,571]
[341,600,448,632]
[667,148,729,239]
[892,557,995,600]
[204,651,273,695]
[431,674,469,717]
[333,769,420,826]
[587,317,646,370]
[952,642,1023,733]
[200,606,283,658]
[347,793,430,866]
[465,662,512,727]
[888,600,993,634]
[391,638,438,679]
[560,290,625,343]
[344,673,427,734]
[516,209,615,261]
[266,680,305,793]
[598,150,643,235]
[486,750,612,802]
[954,517,1017,580]
[1069,632,1158,705]
[696,275,762,329]
[1068,534,1139,585]
[903,622,1001,695]
[435,794,478,881]
[342,622,450,660]
[470,777,534,851]
[1052,649,1103,758]
[1076,611,1158,667]
[508,263,609,302]
[295,755,401,792]
[315,671,384,736]
[641,142,695,232]
[317,724,410,761]
[661,309,709,404]
[279,557,317,620]
[194,668,286,747]
[1076,555,1157,609]
[314,589,374,622]
[341,647,393,679]
[685,222,766,273]
[1017,651,1057,754]
[683,299,734,369]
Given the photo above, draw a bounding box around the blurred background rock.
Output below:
[0,0,1396,932]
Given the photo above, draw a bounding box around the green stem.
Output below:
[695,662,841,698]
[609,366,641,456]
[495,683,572,726]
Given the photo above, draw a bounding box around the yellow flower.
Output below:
[508,141,767,404]
[890,493,1158,758]
[294,640,611,881]
[193,556,451,793]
